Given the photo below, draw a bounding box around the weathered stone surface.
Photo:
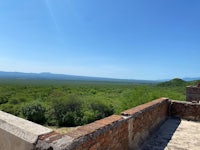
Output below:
[121,97,169,116]
[170,100,200,121]
[36,132,74,150]
[65,114,128,150]
[186,86,200,102]
[0,128,35,150]
[126,97,169,149]
[0,111,52,150]
[141,118,200,150]
[0,111,52,143]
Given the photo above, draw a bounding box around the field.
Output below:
[0,78,197,127]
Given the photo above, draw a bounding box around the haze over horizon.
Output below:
[0,0,200,80]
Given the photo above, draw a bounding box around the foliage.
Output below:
[51,95,83,126]
[82,100,114,124]
[158,78,187,87]
[0,78,196,127]
[21,102,46,124]
[0,95,8,104]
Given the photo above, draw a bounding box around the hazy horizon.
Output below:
[0,70,200,81]
[0,0,200,80]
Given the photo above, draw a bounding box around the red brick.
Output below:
[121,97,168,116]
[95,115,123,125]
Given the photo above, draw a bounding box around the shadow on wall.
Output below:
[141,118,181,150]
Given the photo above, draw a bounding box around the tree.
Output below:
[82,100,114,124]
[21,102,46,124]
[51,95,83,126]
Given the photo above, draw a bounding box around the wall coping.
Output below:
[121,97,169,116]
[170,100,200,105]
[186,86,200,88]
[0,110,53,144]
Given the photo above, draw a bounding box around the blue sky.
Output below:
[0,0,200,80]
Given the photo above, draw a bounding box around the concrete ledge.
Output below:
[0,110,52,147]
[36,132,74,150]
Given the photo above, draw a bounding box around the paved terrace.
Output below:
[141,118,200,150]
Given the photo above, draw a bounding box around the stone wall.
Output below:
[170,100,200,121]
[186,86,200,102]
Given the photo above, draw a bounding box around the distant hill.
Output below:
[0,71,157,84]
[158,78,187,87]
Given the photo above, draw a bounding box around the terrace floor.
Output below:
[141,118,200,150]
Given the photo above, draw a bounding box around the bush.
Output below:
[1,104,21,116]
[9,98,21,104]
[90,101,114,119]
[82,100,114,124]
[0,96,8,104]
[51,95,83,126]
[82,110,97,123]
[21,102,46,124]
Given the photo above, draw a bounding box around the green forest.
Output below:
[0,78,198,127]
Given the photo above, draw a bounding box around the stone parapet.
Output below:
[36,115,128,150]
[186,86,200,102]
[170,100,200,121]
[122,98,169,149]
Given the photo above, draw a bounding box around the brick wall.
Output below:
[121,98,169,149]
[170,100,200,121]
[36,98,169,150]
[186,86,200,102]
[36,115,128,150]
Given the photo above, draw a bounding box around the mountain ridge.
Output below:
[0,71,156,83]
[0,71,199,83]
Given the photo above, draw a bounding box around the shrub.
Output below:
[90,101,114,119]
[9,98,21,104]
[82,110,97,123]
[82,100,114,124]
[51,95,83,126]
[21,102,46,124]
[1,104,21,116]
[0,96,8,104]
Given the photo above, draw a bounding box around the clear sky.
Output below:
[0,0,200,80]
